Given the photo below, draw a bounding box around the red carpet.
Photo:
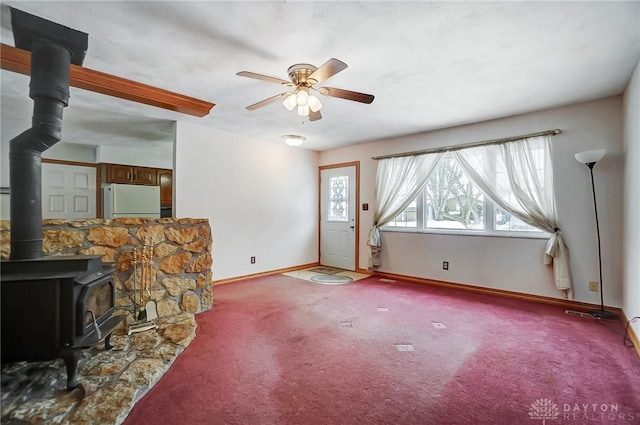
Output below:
[123,275,640,425]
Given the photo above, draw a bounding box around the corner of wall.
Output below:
[622,57,640,351]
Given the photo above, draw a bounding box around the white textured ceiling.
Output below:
[1,1,639,153]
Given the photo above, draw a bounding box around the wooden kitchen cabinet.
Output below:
[105,164,157,186]
[132,167,157,185]
[158,169,172,206]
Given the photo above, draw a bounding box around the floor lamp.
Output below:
[574,149,618,320]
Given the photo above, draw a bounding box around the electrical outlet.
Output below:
[443,261,449,270]
[589,281,599,291]
[250,256,256,264]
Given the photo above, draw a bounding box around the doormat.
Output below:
[310,275,354,285]
[282,269,368,284]
[307,267,343,275]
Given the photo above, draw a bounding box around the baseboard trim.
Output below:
[356,267,374,275]
[373,271,623,316]
[212,262,320,286]
[621,312,640,358]
[631,326,640,358]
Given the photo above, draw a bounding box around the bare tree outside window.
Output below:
[425,155,484,229]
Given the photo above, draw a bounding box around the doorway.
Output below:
[319,162,359,271]
[42,161,98,219]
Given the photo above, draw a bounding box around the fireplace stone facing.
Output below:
[0,217,213,318]
[0,217,212,424]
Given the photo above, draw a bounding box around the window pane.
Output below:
[494,208,539,232]
[327,175,349,222]
[493,139,545,232]
[425,155,484,230]
[386,199,417,228]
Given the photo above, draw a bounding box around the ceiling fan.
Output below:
[237,58,374,121]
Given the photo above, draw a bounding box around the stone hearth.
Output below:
[1,312,197,425]
[0,217,212,425]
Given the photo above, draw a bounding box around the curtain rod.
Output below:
[372,129,563,160]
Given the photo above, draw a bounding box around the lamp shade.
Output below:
[575,149,605,164]
[308,94,322,112]
[295,89,309,106]
[297,104,309,116]
[283,93,297,111]
[282,135,305,147]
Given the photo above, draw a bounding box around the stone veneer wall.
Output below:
[0,218,213,320]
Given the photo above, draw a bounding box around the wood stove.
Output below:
[1,256,124,389]
[0,8,123,390]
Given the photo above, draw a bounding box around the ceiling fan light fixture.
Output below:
[308,94,322,112]
[282,134,305,147]
[237,58,374,122]
[296,89,309,106]
[297,104,310,116]
[283,93,297,111]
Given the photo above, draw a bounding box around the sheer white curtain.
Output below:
[452,136,573,298]
[367,153,442,269]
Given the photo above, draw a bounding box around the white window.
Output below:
[425,154,485,230]
[385,198,418,228]
[384,139,548,236]
[327,175,349,222]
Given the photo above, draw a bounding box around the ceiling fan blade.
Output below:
[237,71,293,86]
[318,87,374,104]
[308,110,322,121]
[246,93,289,110]
[307,58,347,85]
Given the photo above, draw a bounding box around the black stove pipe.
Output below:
[8,7,88,260]
[9,40,71,260]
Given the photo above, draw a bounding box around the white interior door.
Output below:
[320,166,356,270]
[42,162,97,219]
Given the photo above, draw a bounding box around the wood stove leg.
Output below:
[60,348,81,390]
[105,332,114,350]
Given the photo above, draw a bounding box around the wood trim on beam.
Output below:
[1,43,215,117]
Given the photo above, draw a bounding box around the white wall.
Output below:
[97,145,173,169]
[174,121,319,281]
[320,97,624,306]
[42,143,97,163]
[623,60,640,334]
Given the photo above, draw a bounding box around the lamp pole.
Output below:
[585,161,618,320]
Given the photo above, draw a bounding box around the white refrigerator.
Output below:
[103,184,160,218]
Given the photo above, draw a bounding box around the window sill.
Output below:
[381,227,550,240]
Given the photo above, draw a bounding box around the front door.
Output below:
[320,165,357,270]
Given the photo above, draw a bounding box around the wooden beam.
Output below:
[1,43,215,117]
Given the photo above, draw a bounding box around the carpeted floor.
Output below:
[123,275,640,425]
